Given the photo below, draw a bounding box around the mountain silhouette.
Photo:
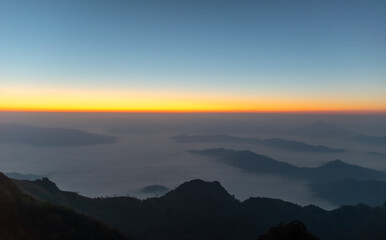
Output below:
[173,134,344,152]
[5,172,45,180]
[258,221,320,240]
[191,148,385,181]
[13,175,386,240]
[0,123,118,146]
[0,172,128,240]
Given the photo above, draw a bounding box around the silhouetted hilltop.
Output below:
[258,221,320,240]
[311,179,386,207]
[173,134,344,152]
[0,172,128,240]
[308,160,383,181]
[191,149,385,181]
[0,123,118,146]
[349,134,386,145]
[262,138,344,152]
[163,179,238,205]
[294,121,349,138]
[13,176,386,240]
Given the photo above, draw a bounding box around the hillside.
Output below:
[14,176,386,240]
[191,148,385,181]
[0,172,128,240]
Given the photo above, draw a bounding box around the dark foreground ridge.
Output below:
[0,172,128,240]
[13,175,386,240]
[258,221,320,240]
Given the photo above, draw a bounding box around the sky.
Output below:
[1,0,385,112]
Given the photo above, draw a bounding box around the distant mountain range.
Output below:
[0,123,118,146]
[190,148,385,182]
[172,134,345,153]
[0,172,128,240]
[5,172,45,181]
[12,175,386,240]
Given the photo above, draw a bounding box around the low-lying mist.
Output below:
[0,112,385,210]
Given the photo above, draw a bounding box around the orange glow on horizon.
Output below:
[1,86,385,114]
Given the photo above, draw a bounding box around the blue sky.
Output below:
[1,0,385,111]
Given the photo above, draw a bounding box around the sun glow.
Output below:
[0,86,385,113]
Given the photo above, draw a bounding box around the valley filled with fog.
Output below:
[1,112,385,210]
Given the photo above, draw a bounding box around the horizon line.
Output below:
[1,109,385,115]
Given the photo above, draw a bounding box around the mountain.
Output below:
[294,120,349,138]
[172,135,345,153]
[311,179,386,207]
[191,148,385,181]
[258,221,320,240]
[13,176,386,240]
[349,134,386,145]
[5,172,45,180]
[0,172,128,240]
[0,122,118,146]
[307,160,384,181]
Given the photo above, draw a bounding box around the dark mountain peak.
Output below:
[317,159,357,171]
[163,179,237,204]
[32,177,60,192]
[258,221,320,240]
[317,159,363,171]
[325,159,346,166]
[311,159,384,181]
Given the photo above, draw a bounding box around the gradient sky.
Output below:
[1,0,385,112]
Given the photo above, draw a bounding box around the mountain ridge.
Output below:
[12,175,386,240]
[173,134,345,153]
[191,148,385,181]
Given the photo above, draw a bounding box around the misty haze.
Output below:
[1,112,385,210]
